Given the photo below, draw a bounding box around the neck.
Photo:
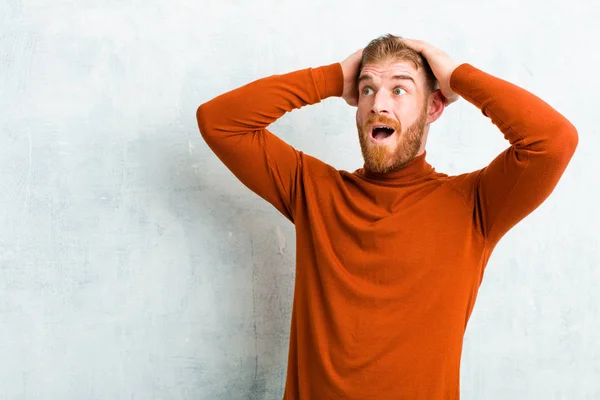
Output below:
[359,150,435,184]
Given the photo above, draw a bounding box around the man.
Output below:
[197,34,578,399]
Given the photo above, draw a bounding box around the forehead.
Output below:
[359,59,421,83]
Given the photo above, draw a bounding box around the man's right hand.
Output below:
[340,48,364,107]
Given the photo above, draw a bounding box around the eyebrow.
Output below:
[358,74,416,86]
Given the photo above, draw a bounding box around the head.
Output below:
[356,34,445,174]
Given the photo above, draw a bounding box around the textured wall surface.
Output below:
[1,0,598,398]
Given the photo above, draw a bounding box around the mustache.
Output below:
[364,115,401,132]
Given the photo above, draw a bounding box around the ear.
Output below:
[426,89,445,125]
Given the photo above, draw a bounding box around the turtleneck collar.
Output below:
[355,151,436,184]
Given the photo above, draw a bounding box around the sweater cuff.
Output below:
[313,62,344,100]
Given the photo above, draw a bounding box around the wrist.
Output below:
[314,63,344,99]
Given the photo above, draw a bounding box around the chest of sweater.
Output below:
[292,173,489,374]
[296,173,487,295]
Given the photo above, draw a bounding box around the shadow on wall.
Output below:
[145,126,296,399]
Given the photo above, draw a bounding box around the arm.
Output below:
[449,64,578,245]
[402,38,578,245]
[196,63,344,221]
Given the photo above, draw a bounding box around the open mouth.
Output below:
[370,124,396,141]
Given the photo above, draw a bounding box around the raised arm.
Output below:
[449,63,578,245]
[196,62,344,221]
[404,38,578,245]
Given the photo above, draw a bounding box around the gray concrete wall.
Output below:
[1,0,598,398]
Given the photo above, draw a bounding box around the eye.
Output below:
[362,87,373,95]
[393,87,406,96]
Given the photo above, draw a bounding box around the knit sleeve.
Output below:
[448,63,578,245]
[197,63,344,222]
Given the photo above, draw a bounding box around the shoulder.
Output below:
[437,168,485,206]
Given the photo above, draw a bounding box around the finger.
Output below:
[401,38,425,52]
[403,43,426,57]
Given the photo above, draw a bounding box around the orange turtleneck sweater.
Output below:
[196,62,578,399]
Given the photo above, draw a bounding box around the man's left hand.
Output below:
[402,38,461,105]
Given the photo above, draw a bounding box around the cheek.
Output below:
[356,104,370,126]
[355,111,362,128]
[399,99,423,119]
[393,108,413,128]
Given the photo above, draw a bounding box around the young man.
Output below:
[197,34,578,399]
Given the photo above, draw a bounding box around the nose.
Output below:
[371,91,392,115]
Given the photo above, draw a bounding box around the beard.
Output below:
[356,104,428,174]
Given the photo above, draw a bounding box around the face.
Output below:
[356,59,431,174]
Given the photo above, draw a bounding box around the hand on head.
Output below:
[340,48,364,107]
[400,38,461,105]
[340,38,461,107]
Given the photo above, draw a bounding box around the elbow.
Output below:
[568,123,579,154]
[558,119,579,157]
[196,103,211,141]
[545,119,579,165]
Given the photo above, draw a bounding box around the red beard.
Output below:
[357,105,428,174]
